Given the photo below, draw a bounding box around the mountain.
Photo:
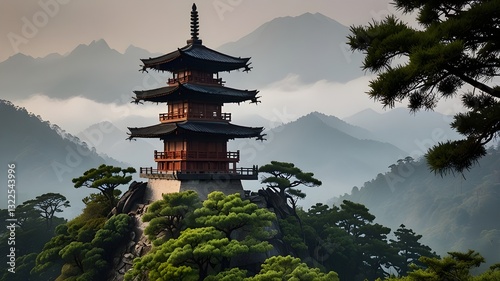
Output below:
[0,13,364,105]
[334,147,500,269]
[344,108,463,154]
[231,111,406,206]
[76,121,158,168]
[0,100,126,218]
[0,39,160,104]
[310,111,377,140]
[217,12,365,88]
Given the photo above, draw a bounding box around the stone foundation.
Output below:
[144,178,244,203]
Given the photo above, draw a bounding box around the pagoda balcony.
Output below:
[159,112,231,122]
[154,150,240,161]
[139,165,258,180]
[167,77,225,85]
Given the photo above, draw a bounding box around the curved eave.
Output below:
[128,123,177,139]
[133,83,259,104]
[128,121,264,140]
[141,44,251,73]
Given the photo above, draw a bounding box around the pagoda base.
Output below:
[144,178,244,203]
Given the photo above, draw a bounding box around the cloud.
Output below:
[226,74,387,123]
[13,94,158,134]
[12,74,467,136]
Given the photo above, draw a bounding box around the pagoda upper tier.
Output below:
[133,83,259,104]
[141,43,251,73]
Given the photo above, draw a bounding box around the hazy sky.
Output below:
[1,0,400,62]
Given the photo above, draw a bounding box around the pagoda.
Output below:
[128,4,264,201]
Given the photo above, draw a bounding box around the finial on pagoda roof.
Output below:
[187,3,202,45]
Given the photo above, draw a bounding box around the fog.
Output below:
[13,73,466,138]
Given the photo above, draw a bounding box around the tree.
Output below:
[127,227,260,281]
[22,193,70,229]
[381,250,499,281]
[142,190,201,242]
[72,164,136,208]
[259,161,322,210]
[390,224,437,276]
[33,192,113,279]
[193,191,276,242]
[127,192,276,281]
[335,200,375,238]
[347,0,500,175]
[12,203,40,229]
[247,255,339,281]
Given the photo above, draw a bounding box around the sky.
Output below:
[3,0,464,135]
[1,0,402,62]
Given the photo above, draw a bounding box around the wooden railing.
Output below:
[154,150,239,161]
[167,77,225,85]
[140,165,258,177]
[159,112,231,122]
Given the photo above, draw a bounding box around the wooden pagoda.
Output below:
[128,4,263,199]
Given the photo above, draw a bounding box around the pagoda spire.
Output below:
[187,3,202,45]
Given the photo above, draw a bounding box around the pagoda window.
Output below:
[167,102,188,119]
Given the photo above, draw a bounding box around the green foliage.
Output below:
[259,161,322,199]
[142,190,201,241]
[22,193,70,229]
[0,194,68,281]
[390,224,438,275]
[194,191,276,241]
[127,191,276,281]
[59,241,90,272]
[278,216,308,252]
[348,0,500,174]
[258,161,322,261]
[296,200,438,281]
[474,264,500,281]
[413,250,484,280]
[72,164,136,207]
[34,190,131,280]
[204,256,339,281]
[127,227,228,281]
[380,250,498,281]
[204,267,247,281]
[37,214,131,280]
[247,255,339,281]
[92,214,132,251]
[0,253,38,281]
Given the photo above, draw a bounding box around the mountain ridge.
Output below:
[0,12,365,103]
[0,100,127,218]
[217,12,365,88]
[233,111,406,205]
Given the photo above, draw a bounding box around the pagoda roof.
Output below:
[133,83,259,104]
[128,121,264,140]
[141,43,251,73]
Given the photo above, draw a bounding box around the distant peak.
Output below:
[68,39,118,57]
[5,52,35,62]
[287,12,345,26]
[89,39,110,49]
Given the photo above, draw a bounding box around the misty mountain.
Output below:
[344,108,463,154]
[334,147,500,269]
[76,121,158,168]
[0,40,160,104]
[231,111,406,205]
[0,100,126,218]
[0,13,364,105]
[217,12,365,88]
